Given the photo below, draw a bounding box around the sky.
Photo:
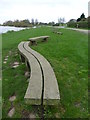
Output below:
[0,0,89,24]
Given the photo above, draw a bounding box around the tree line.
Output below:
[1,13,89,29]
[67,13,89,28]
[2,19,39,27]
[1,18,66,27]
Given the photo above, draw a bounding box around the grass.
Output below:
[2,26,88,118]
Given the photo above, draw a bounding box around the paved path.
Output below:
[64,28,88,34]
[52,26,88,34]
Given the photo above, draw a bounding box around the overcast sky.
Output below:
[0,0,89,24]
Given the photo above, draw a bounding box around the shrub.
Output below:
[67,22,77,28]
[78,21,88,28]
[67,20,88,29]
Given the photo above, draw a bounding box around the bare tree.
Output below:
[62,18,65,23]
[31,18,34,25]
[58,18,62,24]
[35,19,38,25]
[58,17,65,25]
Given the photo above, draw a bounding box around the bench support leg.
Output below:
[20,54,25,63]
[42,38,47,42]
[25,60,31,72]
[30,41,37,46]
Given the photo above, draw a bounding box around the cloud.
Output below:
[0,0,89,24]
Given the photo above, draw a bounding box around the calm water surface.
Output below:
[0,26,25,34]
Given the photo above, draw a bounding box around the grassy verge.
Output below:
[2,26,88,118]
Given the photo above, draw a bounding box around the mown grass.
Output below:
[2,26,88,118]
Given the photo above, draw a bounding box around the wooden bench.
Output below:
[53,31,63,35]
[28,36,50,45]
[18,41,60,105]
[57,32,63,35]
[18,42,42,105]
[24,42,60,105]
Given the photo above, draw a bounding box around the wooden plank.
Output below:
[18,42,42,105]
[24,42,60,105]
[29,36,49,41]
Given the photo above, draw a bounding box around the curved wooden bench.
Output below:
[18,42,42,105]
[24,42,60,105]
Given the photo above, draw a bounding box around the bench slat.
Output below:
[24,42,60,105]
[18,42,42,105]
[29,36,49,41]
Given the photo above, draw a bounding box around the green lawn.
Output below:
[2,26,88,118]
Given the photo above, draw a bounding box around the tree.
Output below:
[13,20,20,27]
[58,18,62,24]
[31,18,34,25]
[58,17,65,25]
[80,13,85,19]
[77,13,86,22]
[2,19,32,27]
[22,19,30,24]
[77,18,81,22]
[35,19,38,25]
[69,19,76,22]
[48,21,55,26]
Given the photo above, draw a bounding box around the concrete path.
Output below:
[52,26,88,34]
[64,28,88,34]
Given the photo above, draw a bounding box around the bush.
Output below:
[78,21,88,28]
[67,22,77,28]
[67,20,88,29]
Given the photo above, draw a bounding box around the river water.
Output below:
[0,26,25,34]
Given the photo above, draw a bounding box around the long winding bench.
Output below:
[18,40,60,105]
[18,42,42,105]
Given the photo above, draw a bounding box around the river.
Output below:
[0,26,25,34]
